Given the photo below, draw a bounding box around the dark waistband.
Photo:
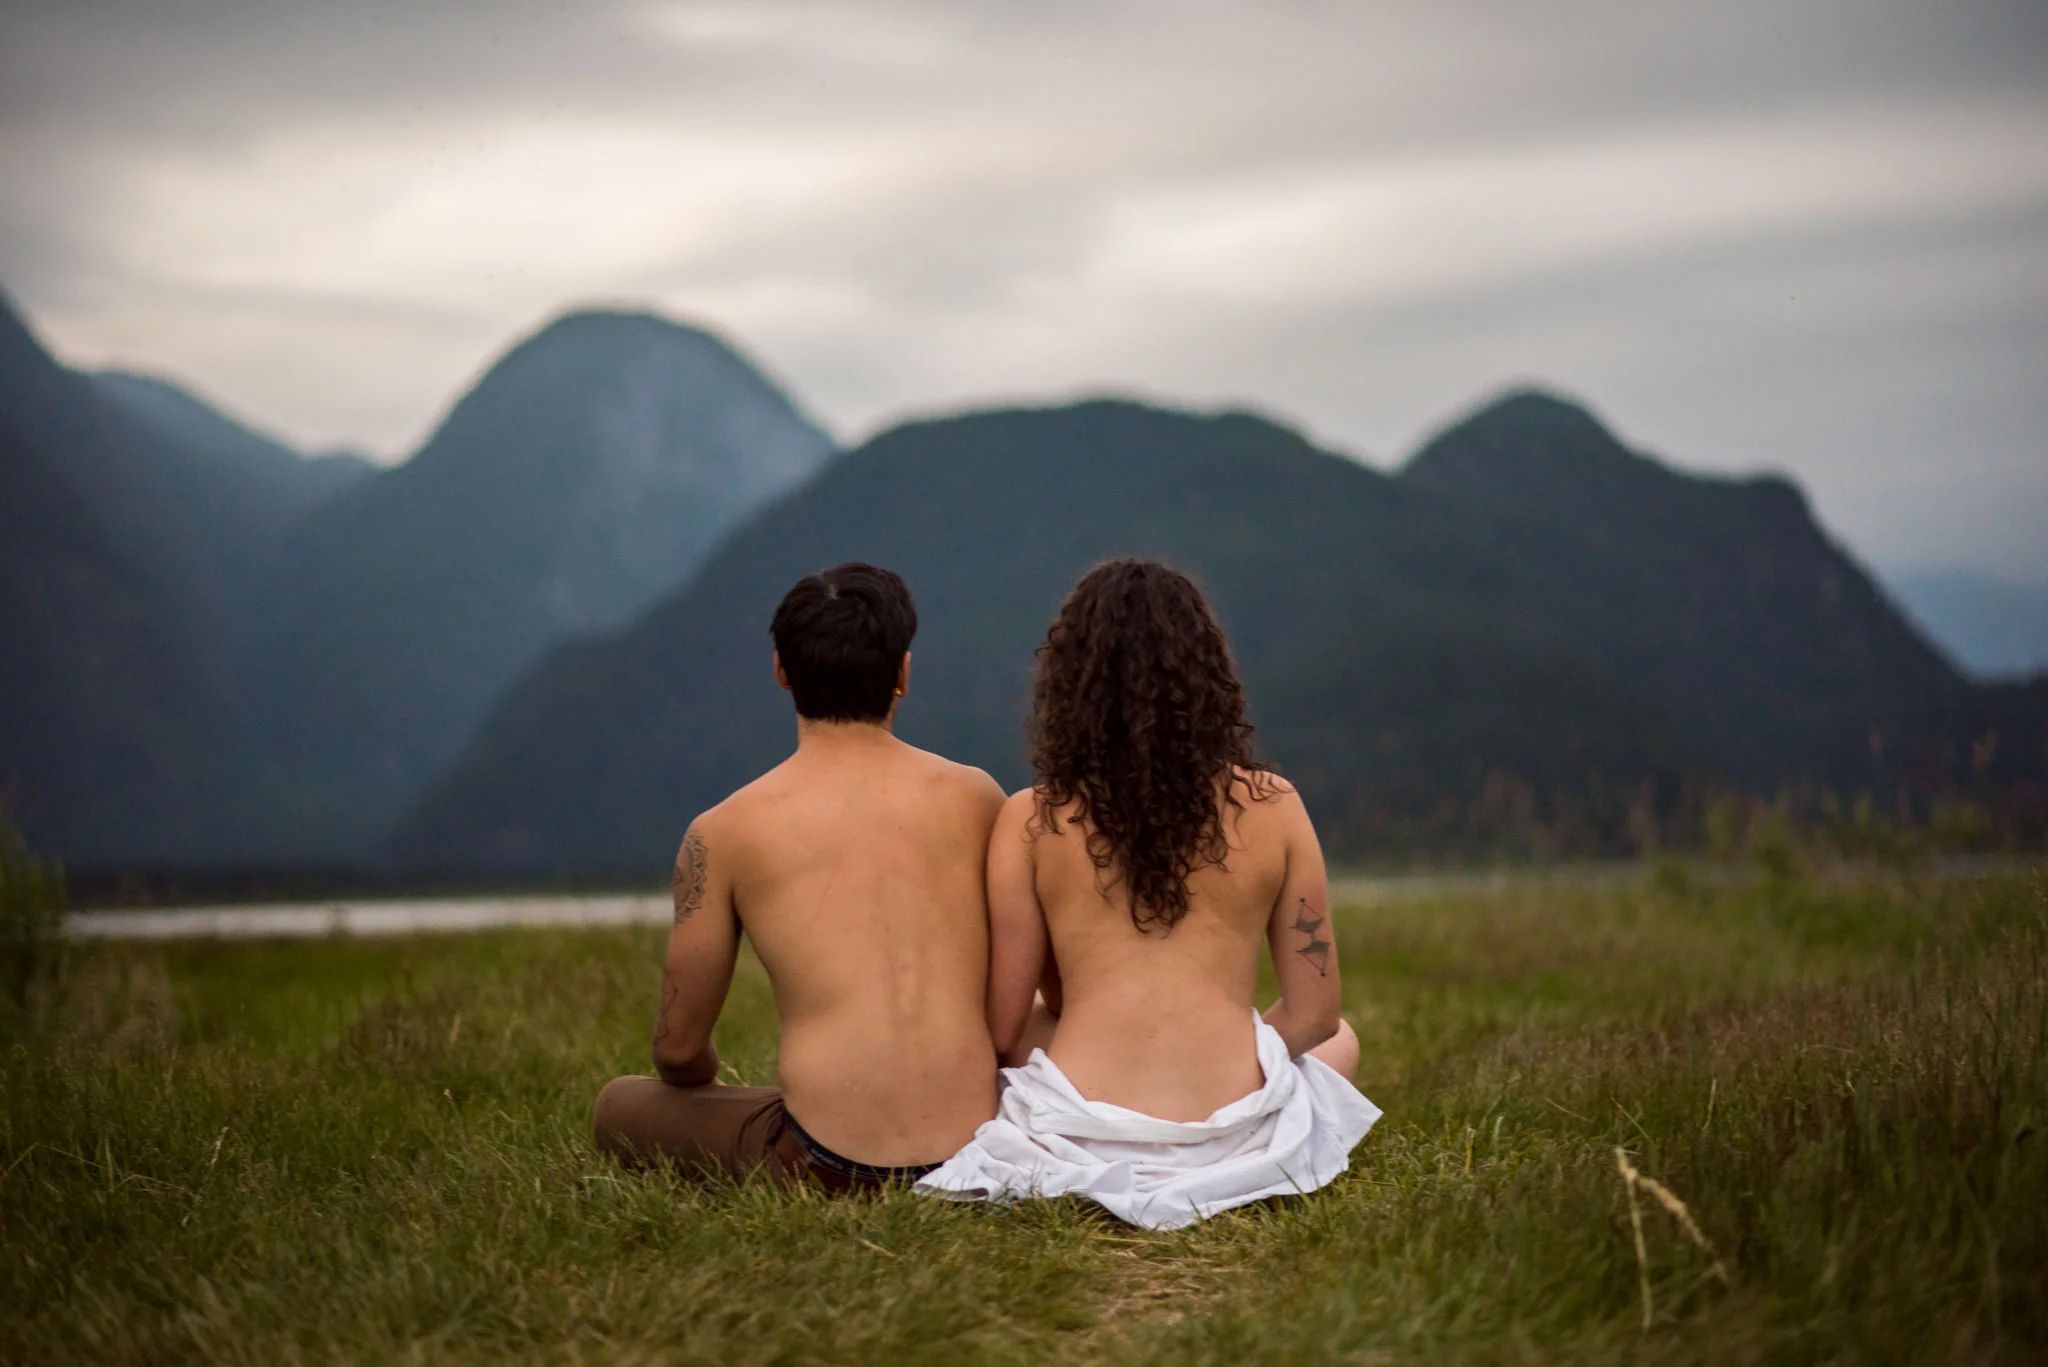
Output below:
[782,1110,943,1185]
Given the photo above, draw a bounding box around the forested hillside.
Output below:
[396,395,2043,877]
[1,294,334,864]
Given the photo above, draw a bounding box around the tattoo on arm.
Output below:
[1291,899,1331,977]
[673,827,708,925]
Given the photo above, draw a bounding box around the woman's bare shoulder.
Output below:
[1012,786,1088,839]
[1231,766,1298,802]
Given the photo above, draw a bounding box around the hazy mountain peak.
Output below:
[488,308,770,394]
[522,306,729,346]
[392,305,838,631]
[0,289,60,379]
[1448,385,1615,438]
[1401,386,1639,496]
[1403,385,1826,533]
[447,305,806,406]
[95,370,298,457]
[92,370,378,514]
[258,302,841,855]
[411,305,830,485]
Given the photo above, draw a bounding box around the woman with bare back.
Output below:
[918,558,1379,1228]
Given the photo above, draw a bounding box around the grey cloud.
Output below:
[0,0,2043,580]
[7,1,2041,143]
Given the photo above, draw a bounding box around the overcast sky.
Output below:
[3,0,2044,581]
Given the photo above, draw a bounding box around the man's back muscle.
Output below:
[708,732,1002,1165]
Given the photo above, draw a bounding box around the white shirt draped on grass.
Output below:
[917,1012,1380,1230]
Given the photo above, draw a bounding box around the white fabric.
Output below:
[916,1013,1381,1230]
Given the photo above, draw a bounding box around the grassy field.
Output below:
[3,866,2044,1364]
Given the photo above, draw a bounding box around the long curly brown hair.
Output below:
[1029,558,1277,932]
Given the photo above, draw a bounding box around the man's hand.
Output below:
[652,965,722,1086]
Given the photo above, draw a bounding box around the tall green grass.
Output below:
[3,870,2043,1363]
[0,820,65,1016]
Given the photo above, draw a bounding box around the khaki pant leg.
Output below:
[592,1076,790,1180]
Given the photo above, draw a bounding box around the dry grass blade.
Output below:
[1615,1147,1653,1331]
[1633,1168,1734,1287]
[181,1127,230,1229]
[1100,1248,1223,1329]
[1615,1143,1736,1322]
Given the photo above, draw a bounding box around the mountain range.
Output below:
[1,301,367,865]
[395,395,2044,876]
[0,294,832,866]
[2,289,2041,879]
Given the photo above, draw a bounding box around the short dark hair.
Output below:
[769,563,918,722]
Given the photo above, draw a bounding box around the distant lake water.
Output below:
[80,859,2025,942]
[63,869,1650,941]
[67,893,673,941]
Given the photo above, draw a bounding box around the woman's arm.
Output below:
[1261,788,1344,1058]
[985,790,1049,1061]
[1038,946,1063,1018]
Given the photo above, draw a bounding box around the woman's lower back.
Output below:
[1047,980,1265,1121]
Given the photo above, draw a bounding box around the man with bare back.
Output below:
[593,562,1007,1190]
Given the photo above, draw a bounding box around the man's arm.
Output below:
[1261,786,1344,1059]
[651,817,740,1087]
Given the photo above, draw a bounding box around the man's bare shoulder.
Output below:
[683,780,761,828]
[673,766,792,854]
[716,747,824,804]
[898,743,1006,806]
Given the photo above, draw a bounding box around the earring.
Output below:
[894,687,906,697]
